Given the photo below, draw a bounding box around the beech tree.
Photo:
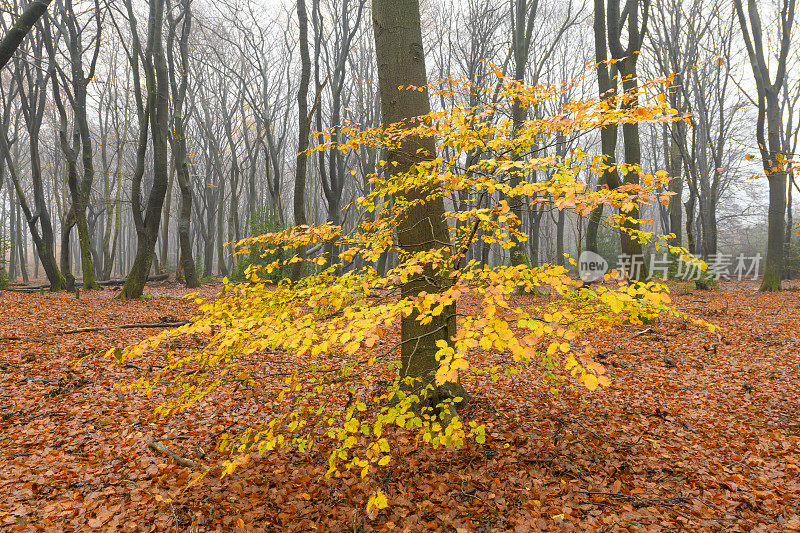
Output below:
[371,0,462,409]
[166,0,199,288]
[117,0,171,298]
[734,0,796,291]
[1,15,66,290]
[605,0,651,281]
[48,0,102,290]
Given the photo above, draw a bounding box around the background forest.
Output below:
[1,0,796,293]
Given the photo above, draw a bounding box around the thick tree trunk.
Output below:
[372,0,464,411]
[761,92,788,290]
[175,161,199,287]
[586,0,620,256]
[617,60,649,281]
[556,209,565,266]
[59,209,76,290]
[0,0,53,70]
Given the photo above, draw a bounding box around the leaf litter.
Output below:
[1,280,799,532]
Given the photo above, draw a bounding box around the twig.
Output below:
[170,501,179,533]
[147,441,199,468]
[629,328,653,340]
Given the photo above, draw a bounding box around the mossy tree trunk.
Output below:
[166,0,199,288]
[120,0,170,299]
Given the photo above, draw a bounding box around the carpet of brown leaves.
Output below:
[1,281,799,532]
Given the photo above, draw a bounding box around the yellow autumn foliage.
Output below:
[110,72,714,495]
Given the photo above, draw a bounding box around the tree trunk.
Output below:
[372,0,464,411]
[668,122,683,247]
[586,0,620,256]
[761,92,788,290]
[166,0,199,288]
[120,0,170,299]
[0,0,53,69]
[292,0,312,282]
[617,59,649,281]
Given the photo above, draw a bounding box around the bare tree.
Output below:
[166,0,199,287]
[117,0,171,298]
[734,0,796,291]
[47,0,102,289]
[1,15,66,290]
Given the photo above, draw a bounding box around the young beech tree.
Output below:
[372,0,462,414]
[112,71,713,513]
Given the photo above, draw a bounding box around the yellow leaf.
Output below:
[367,489,389,518]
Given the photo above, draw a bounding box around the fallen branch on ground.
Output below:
[147,441,199,468]
[55,321,189,335]
[3,274,170,293]
[0,321,188,342]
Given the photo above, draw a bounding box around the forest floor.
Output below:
[1,280,799,532]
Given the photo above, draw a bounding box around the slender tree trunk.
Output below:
[216,172,228,277]
[121,0,171,298]
[668,122,683,246]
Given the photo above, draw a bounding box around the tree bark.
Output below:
[0,0,53,70]
[606,0,651,281]
[372,0,463,410]
[586,0,621,256]
[734,0,796,291]
[292,0,312,282]
[166,0,199,288]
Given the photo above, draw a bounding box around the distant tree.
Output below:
[734,0,797,291]
[118,0,171,298]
